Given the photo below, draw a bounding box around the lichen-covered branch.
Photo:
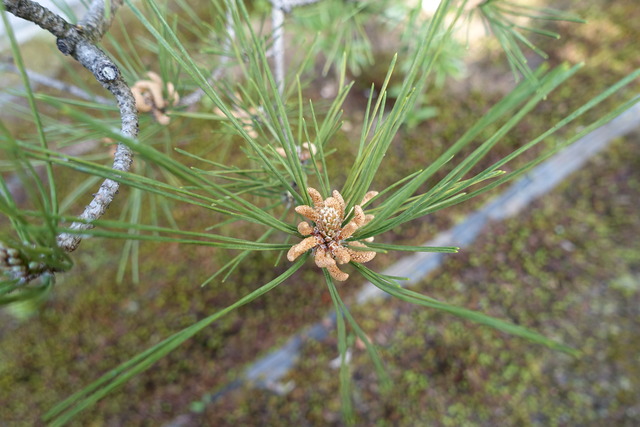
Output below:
[2,0,139,254]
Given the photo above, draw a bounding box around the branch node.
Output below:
[56,37,73,55]
[95,63,119,82]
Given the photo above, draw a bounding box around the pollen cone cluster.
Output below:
[287,187,378,281]
[131,71,179,125]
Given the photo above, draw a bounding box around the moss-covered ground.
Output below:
[1,0,639,425]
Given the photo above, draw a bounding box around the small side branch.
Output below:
[1,62,112,104]
[80,0,121,40]
[268,0,322,95]
[270,0,322,13]
[180,9,235,107]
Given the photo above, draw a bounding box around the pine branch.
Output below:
[2,0,139,254]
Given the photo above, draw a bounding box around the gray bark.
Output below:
[2,0,138,254]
